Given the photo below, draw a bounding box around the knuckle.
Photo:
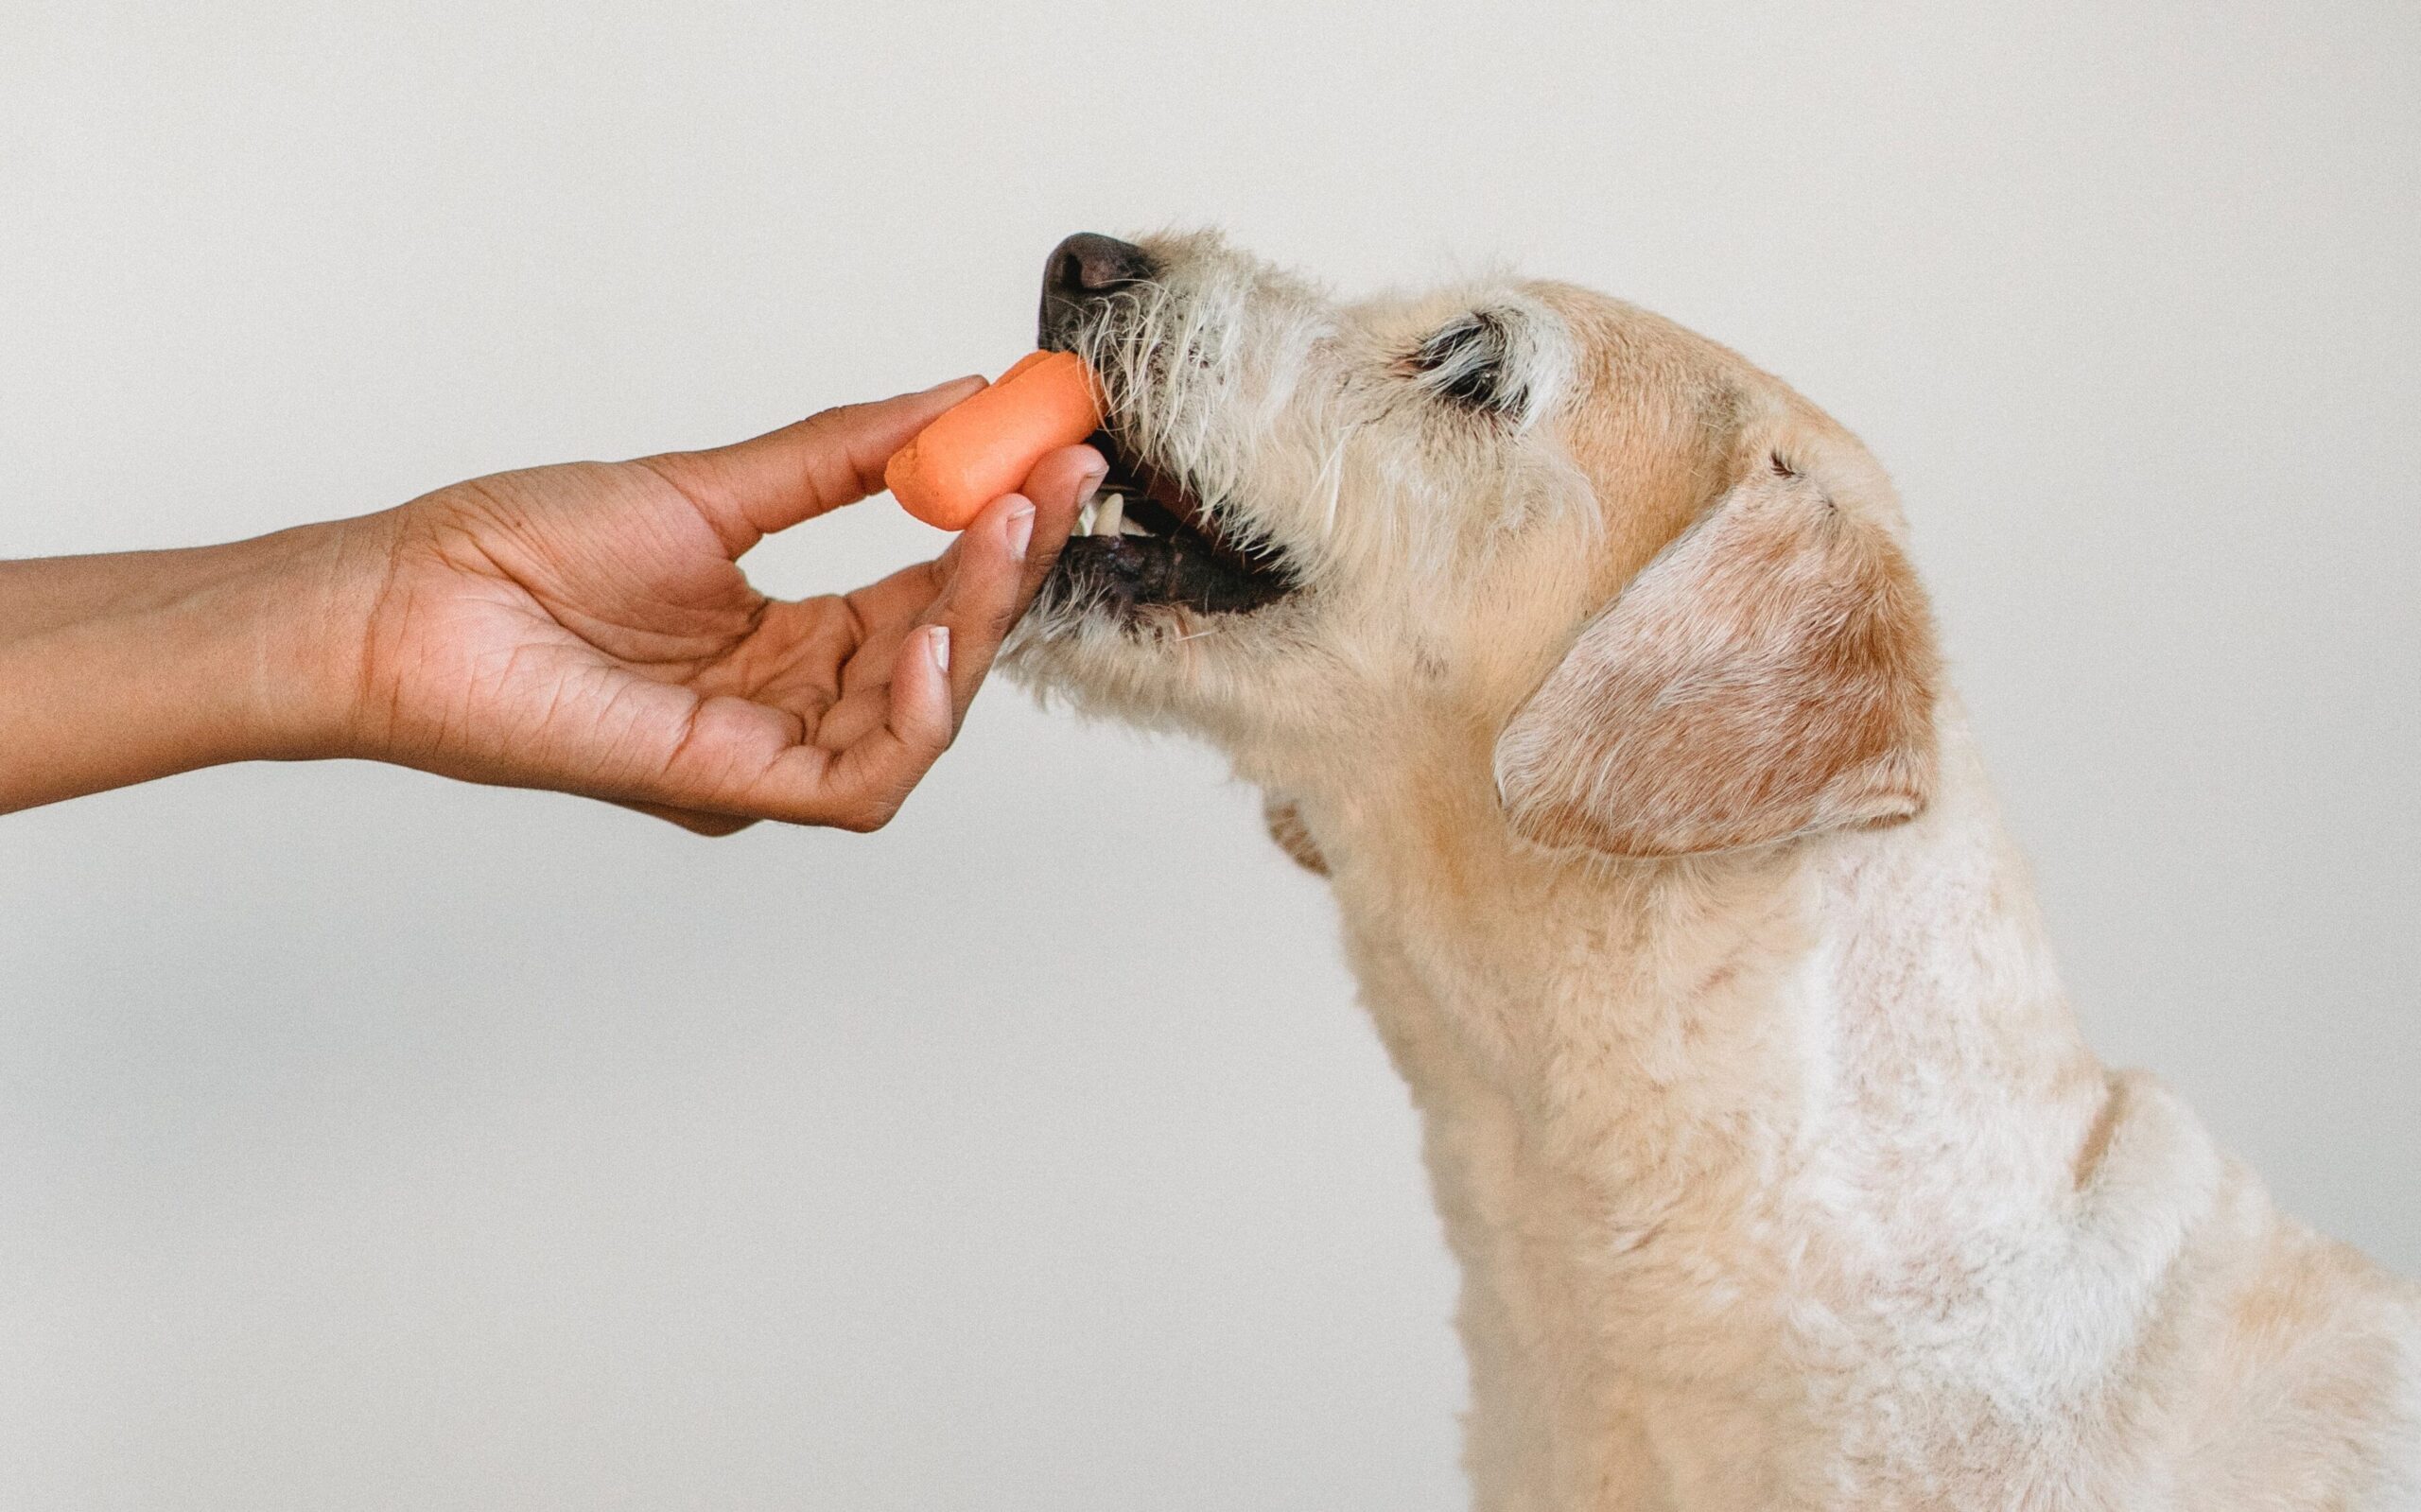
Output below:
[827,795,897,833]
[803,402,862,441]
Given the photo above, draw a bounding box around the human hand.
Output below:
[0,382,1101,827]
[332,382,1099,833]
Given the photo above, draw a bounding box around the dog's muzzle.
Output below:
[1034,232,1297,619]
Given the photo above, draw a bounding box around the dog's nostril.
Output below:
[1039,234,1156,349]
[1045,233,1155,299]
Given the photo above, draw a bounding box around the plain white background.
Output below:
[3,3,2414,1507]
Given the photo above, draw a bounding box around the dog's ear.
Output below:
[1492,461,1941,859]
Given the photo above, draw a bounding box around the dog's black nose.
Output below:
[1039,233,1155,348]
[1047,232,1153,297]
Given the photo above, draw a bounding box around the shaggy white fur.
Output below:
[1008,231,2421,1510]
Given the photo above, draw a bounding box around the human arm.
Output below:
[0,381,1099,830]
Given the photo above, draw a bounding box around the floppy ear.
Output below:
[1492,463,1941,859]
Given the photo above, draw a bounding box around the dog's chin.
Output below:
[1036,426,1298,621]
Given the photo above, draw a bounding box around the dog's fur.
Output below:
[1008,231,2421,1509]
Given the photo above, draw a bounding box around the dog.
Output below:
[1003,231,2421,1509]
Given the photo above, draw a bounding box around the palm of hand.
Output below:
[370,461,881,788]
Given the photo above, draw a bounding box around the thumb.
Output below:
[638,375,985,553]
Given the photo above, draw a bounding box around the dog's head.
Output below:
[1011,230,1942,860]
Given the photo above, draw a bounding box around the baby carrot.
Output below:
[885,351,1105,530]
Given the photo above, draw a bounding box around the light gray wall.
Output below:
[3,4,2412,1507]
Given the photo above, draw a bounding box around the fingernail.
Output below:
[1004,501,1036,562]
[917,374,984,397]
[927,624,951,675]
[1077,461,1108,505]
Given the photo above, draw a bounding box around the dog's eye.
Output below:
[1409,311,1525,417]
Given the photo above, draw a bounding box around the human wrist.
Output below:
[211,515,397,764]
[0,521,389,812]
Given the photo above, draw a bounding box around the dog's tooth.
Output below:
[1077,497,1099,537]
[1120,514,1152,537]
[1092,493,1125,537]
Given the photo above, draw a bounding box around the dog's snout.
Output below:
[1039,233,1155,348]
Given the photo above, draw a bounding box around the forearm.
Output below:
[0,525,370,812]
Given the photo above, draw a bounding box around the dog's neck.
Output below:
[1273,706,2200,1505]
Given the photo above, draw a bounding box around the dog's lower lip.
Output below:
[1043,427,1296,617]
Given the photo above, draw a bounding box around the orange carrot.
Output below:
[884,351,1105,530]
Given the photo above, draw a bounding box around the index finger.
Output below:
[637,376,985,554]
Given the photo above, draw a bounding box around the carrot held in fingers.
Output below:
[884,351,1105,530]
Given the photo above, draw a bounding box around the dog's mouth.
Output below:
[1040,426,1298,618]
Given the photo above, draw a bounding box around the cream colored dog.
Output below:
[1006,231,2420,1509]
